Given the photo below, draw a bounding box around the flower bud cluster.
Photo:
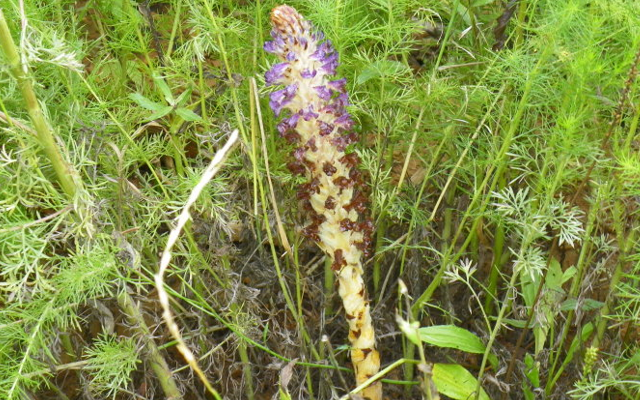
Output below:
[265,6,381,399]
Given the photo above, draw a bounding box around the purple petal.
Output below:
[335,113,355,130]
[332,132,356,151]
[294,147,306,161]
[311,41,333,60]
[265,62,289,86]
[300,106,319,120]
[320,103,338,115]
[320,53,339,75]
[269,84,298,116]
[264,34,285,53]
[318,121,334,136]
[263,41,277,53]
[328,78,347,92]
[277,113,300,135]
[286,51,296,61]
[336,93,350,107]
[301,69,317,79]
[315,85,332,101]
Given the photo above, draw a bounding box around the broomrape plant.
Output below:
[2,0,640,399]
[264,5,381,399]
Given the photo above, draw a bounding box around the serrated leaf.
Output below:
[432,363,491,400]
[128,93,166,112]
[176,107,203,122]
[419,325,486,353]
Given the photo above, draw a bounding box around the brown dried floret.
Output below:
[324,196,336,210]
[287,160,306,175]
[339,152,360,169]
[333,176,353,190]
[302,222,320,241]
[307,137,318,152]
[340,218,357,232]
[332,249,347,271]
[343,191,368,213]
[323,161,337,176]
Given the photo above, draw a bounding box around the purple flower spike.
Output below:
[264,6,381,399]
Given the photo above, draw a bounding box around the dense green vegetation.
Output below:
[1,0,639,399]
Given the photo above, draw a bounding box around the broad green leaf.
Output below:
[397,316,421,346]
[561,266,577,283]
[419,325,485,353]
[546,259,565,291]
[146,105,173,121]
[560,298,604,312]
[472,0,498,6]
[432,363,490,400]
[153,74,174,104]
[534,259,565,355]
[501,318,534,329]
[455,3,472,25]
[278,388,292,400]
[524,353,540,387]
[174,88,192,107]
[176,107,203,122]
[128,93,166,112]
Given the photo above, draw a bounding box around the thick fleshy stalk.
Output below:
[264,5,381,399]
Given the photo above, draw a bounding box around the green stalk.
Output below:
[545,204,598,394]
[484,172,506,315]
[324,257,334,315]
[117,291,183,400]
[0,9,78,200]
[592,187,635,349]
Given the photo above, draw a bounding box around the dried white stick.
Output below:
[155,129,239,400]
